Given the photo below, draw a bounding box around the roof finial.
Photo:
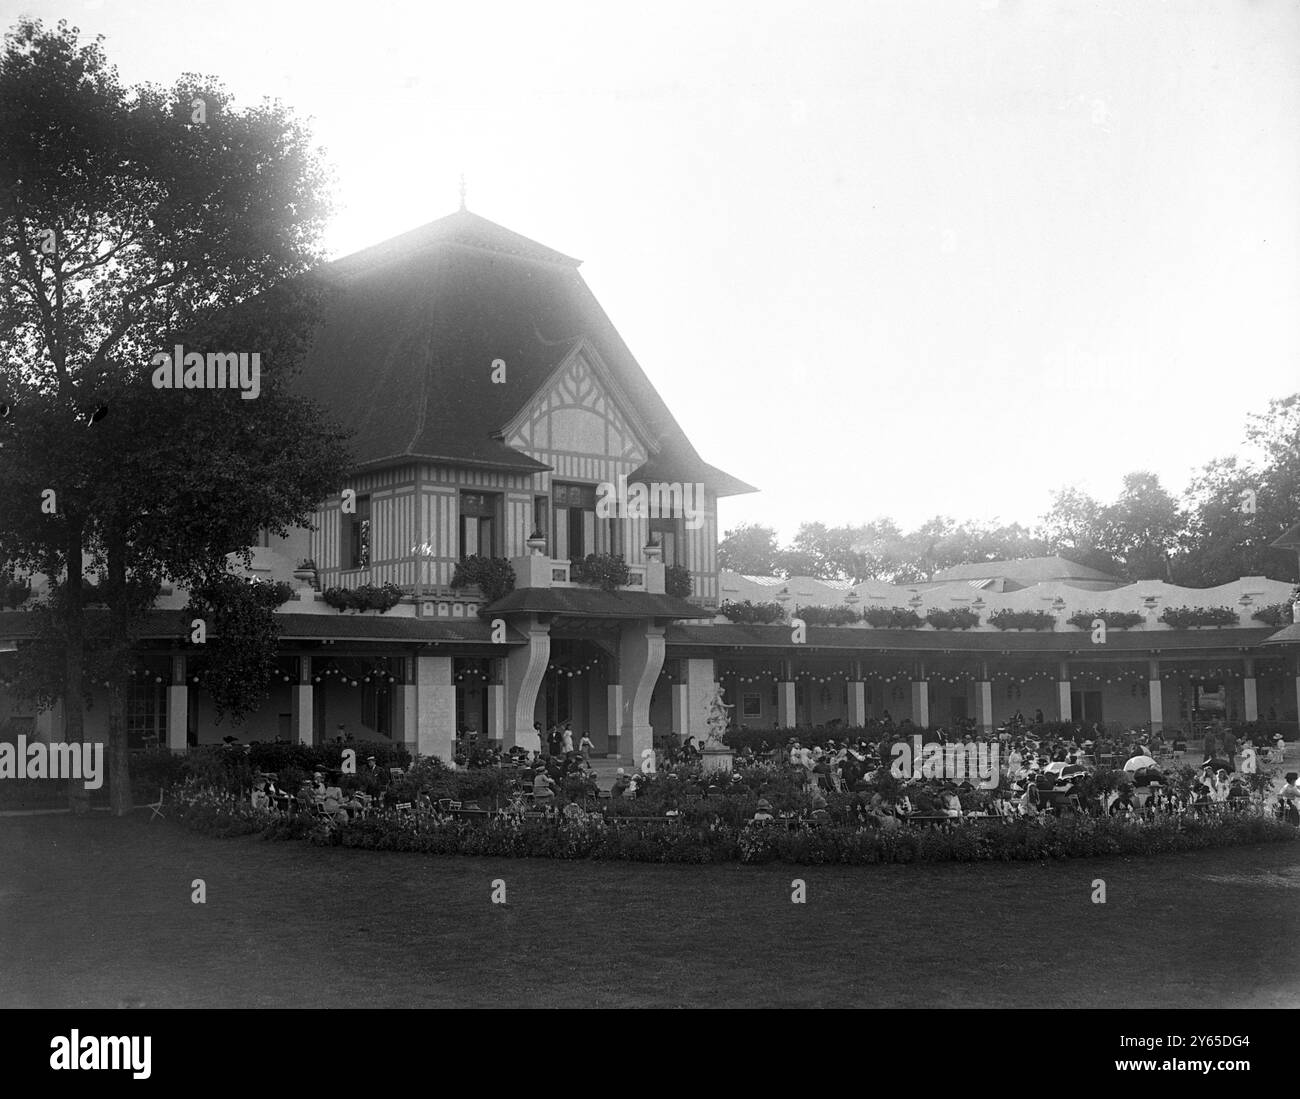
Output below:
[458,172,467,212]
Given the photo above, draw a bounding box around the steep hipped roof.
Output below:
[295,209,755,494]
[930,555,1123,589]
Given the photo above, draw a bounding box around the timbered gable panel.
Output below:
[503,342,650,467]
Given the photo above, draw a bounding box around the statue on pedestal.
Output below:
[703,683,733,750]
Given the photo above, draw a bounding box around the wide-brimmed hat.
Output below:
[756,799,773,811]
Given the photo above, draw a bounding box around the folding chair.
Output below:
[147,788,166,822]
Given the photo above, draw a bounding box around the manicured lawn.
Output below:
[0,813,1296,1008]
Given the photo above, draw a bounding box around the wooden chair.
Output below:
[147,788,166,823]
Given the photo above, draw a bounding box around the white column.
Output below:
[486,682,506,745]
[1148,659,1163,733]
[393,656,418,753]
[606,684,624,756]
[416,654,456,760]
[682,657,717,741]
[33,701,61,745]
[1242,657,1258,723]
[1057,661,1071,721]
[910,680,930,728]
[618,620,666,761]
[776,681,796,727]
[847,681,867,727]
[504,615,549,752]
[977,680,993,733]
[292,654,313,746]
[167,655,188,752]
[1293,661,1300,734]
[671,682,689,736]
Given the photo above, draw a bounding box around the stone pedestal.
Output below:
[701,746,733,774]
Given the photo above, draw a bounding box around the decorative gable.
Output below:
[503,340,650,465]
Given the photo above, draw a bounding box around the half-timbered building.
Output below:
[1,210,1297,760]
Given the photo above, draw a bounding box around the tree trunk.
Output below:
[107,678,132,816]
[64,520,89,815]
[106,538,133,816]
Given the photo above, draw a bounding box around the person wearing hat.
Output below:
[1108,785,1136,816]
[532,767,555,804]
[1202,727,1219,762]
[611,768,632,799]
[1278,773,1300,825]
[752,798,774,822]
[1220,726,1238,765]
[251,778,271,811]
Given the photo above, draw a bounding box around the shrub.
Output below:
[665,564,693,599]
[862,606,924,629]
[167,778,1300,865]
[1,576,31,609]
[796,604,861,626]
[449,556,516,605]
[718,599,786,624]
[1159,605,1238,629]
[568,553,631,591]
[924,606,981,630]
[1251,603,1292,627]
[988,609,1056,631]
[321,582,404,613]
[129,746,189,798]
[1066,610,1144,630]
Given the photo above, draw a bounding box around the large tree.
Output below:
[717,522,781,576]
[1096,472,1183,581]
[0,19,350,813]
[1175,394,1300,586]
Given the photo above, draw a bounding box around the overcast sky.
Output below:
[14,0,1299,540]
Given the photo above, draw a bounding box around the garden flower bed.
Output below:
[165,782,1297,865]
